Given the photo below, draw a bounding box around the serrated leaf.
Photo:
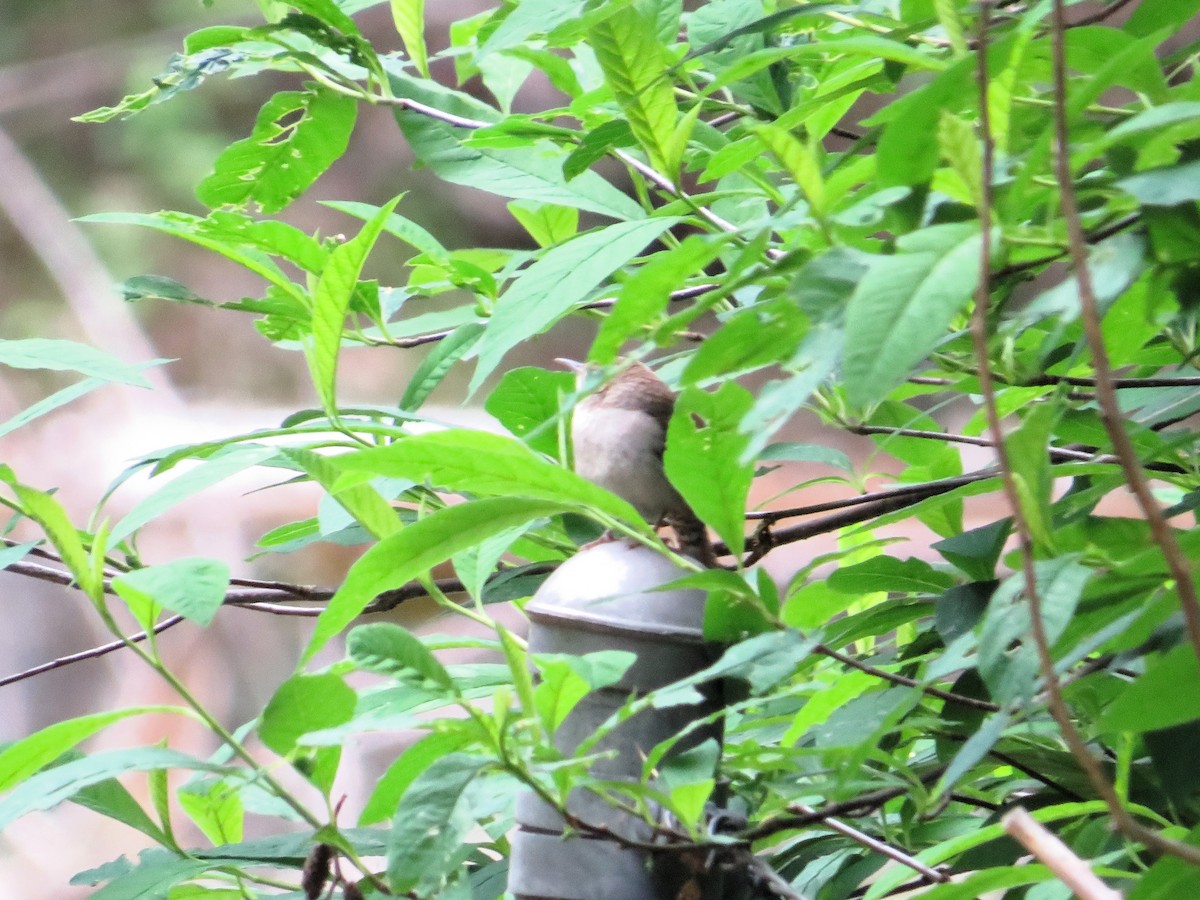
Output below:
[303,497,577,661]
[80,211,310,306]
[111,558,230,628]
[387,754,487,893]
[334,429,645,526]
[664,382,754,558]
[286,447,401,541]
[347,622,455,689]
[469,217,678,393]
[753,123,825,216]
[937,111,982,209]
[197,90,357,213]
[589,5,677,174]
[260,673,356,756]
[0,748,221,831]
[391,0,429,76]
[844,224,984,406]
[0,471,98,599]
[827,556,956,595]
[306,195,402,418]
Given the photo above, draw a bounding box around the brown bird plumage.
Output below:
[559,359,715,566]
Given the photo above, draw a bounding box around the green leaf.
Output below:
[178,779,243,846]
[0,748,221,830]
[285,447,401,541]
[1101,643,1200,734]
[752,124,825,216]
[0,707,186,794]
[935,710,1011,797]
[0,338,155,387]
[323,199,445,256]
[306,195,403,418]
[665,382,755,558]
[844,224,984,406]
[479,0,583,57]
[391,0,429,76]
[390,74,644,221]
[260,673,357,756]
[1130,824,1200,899]
[507,200,579,248]
[590,235,725,364]
[111,558,230,628]
[469,217,678,393]
[108,445,279,548]
[682,298,808,383]
[978,557,1090,704]
[359,730,471,825]
[0,471,99,600]
[303,497,578,660]
[347,622,455,689]
[759,442,851,471]
[399,322,484,411]
[589,5,677,174]
[336,429,644,524]
[287,0,363,35]
[196,90,357,213]
[937,111,982,209]
[80,211,309,306]
[827,556,956,595]
[387,754,487,893]
[1118,160,1200,207]
[484,367,574,457]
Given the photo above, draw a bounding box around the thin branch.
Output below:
[793,803,948,884]
[1022,0,1200,865]
[1065,0,1138,28]
[814,643,1001,712]
[1050,5,1200,669]
[740,768,945,843]
[1002,807,1122,900]
[0,615,185,688]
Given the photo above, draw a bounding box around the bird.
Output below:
[557,359,715,567]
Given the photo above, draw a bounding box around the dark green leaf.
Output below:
[1101,643,1200,734]
[484,366,574,457]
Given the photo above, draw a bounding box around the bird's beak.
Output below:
[555,357,587,375]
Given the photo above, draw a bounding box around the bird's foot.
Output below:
[579,529,637,552]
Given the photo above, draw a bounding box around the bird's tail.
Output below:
[668,506,716,568]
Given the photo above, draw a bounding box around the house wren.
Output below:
[557,359,715,566]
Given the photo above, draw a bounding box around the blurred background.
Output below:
[0,0,963,894]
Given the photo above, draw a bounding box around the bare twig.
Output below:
[793,803,948,883]
[814,643,1001,712]
[740,768,945,843]
[0,615,185,688]
[1002,807,1122,900]
[1050,4,1200,668]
